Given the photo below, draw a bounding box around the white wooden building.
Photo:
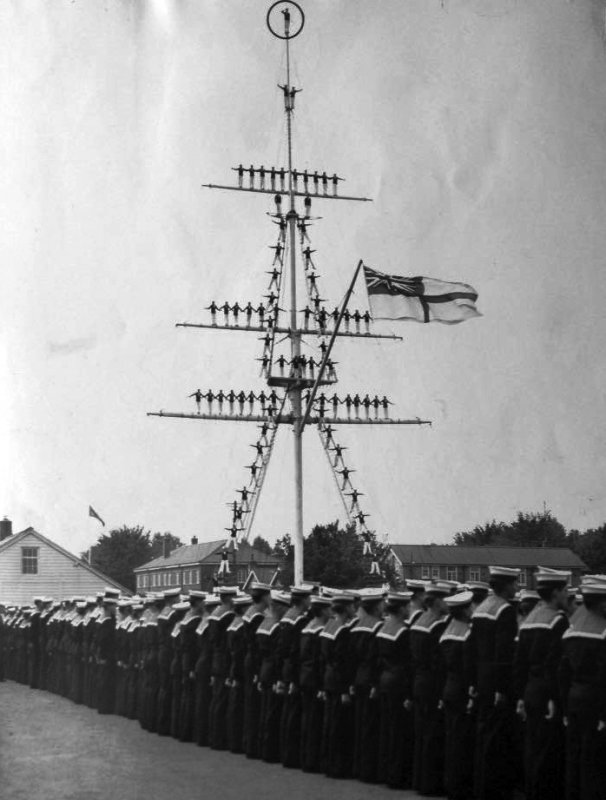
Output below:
[0,523,128,605]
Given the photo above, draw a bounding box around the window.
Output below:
[518,570,527,586]
[447,567,458,582]
[193,569,200,585]
[469,568,480,582]
[21,547,39,574]
[421,566,430,579]
[162,573,168,586]
[431,567,440,580]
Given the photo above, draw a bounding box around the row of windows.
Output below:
[136,569,201,590]
[418,565,528,586]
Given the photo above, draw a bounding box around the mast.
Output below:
[148,2,431,586]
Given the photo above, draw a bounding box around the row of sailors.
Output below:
[1,567,605,800]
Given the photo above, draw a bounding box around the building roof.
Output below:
[0,527,130,593]
[390,544,587,570]
[134,539,281,572]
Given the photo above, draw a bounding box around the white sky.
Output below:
[2,0,606,557]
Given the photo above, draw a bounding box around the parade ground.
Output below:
[0,681,415,800]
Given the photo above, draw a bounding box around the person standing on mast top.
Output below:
[304,195,312,218]
[189,389,203,414]
[269,166,276,191]
[248,164,255,188]
[259,165,266,190]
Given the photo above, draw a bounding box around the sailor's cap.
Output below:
[580,575,606,596]
[535,567,571,586]
[188,590,206,600]
[270,590,292,606]
[386,591,413,604]
[444,590,474,608]
[330,592,357,604]
[104,587,121,598]
[102,596,119,605]
[173,601,190,612]
[405,580,428,592]
[467,581,490,592]
[250,582,272,593]
[75,601,87,610]
[290,585,312,598]
[358,588,386,604]
[425,580,455,596]
[518,589,540,602]
[163,587,182,599]
[488,566,521,579]
[233,595,253,607]
[310,595,332,607]
[217,585,238,596]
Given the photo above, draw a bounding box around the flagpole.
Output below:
[299,259,365,433]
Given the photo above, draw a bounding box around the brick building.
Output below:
[390,544,587,588]
[134,539,281,593]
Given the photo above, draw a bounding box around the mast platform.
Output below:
[148,411,431,426]
[176,322,403,342]
[202,183,372,203]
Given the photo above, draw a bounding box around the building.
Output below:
[134,538,282,593]
[390,544,587,588]
[0,519,128,605]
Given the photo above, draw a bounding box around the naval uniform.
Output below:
[440,616,474,800]
[177,610,202,741]
[225,613,247,753]
[514,602,568,800]
[95,610,116,715]
[256,611,285,763]
[193,613,213,747]
[350,611,383,782]
[376,615,414,789]
[298,616,327,773]
[410,608,448,796]
[208,602,236,750]
[559,605,606,800]
[278,606,309,768]
[242,604,266,759]
[467,594,518,800]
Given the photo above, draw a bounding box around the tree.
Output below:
[150,532,183,559]
[274,522,398,588]
[453,510,568,548]
[251,535,273,556]
[86,526,183,592]
[566,525,606,574]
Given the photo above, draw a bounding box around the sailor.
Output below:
[193,593,221,747]
[409,580,451,796]
[274,193,282,214]
[467,580,490,611]
[206,300,218,325]
[343,393,353,419]
[312,171,320,194]
[352,393,362,419]
[362,310,372,333]
[289,86,300,110]
[371,394,381,420]
[380,395,393,420]
[258,354,270,376]
[270,242,283,265]
[236,390,246,416]
[320,591,358,778]
[517,589,540,623]
[362,394,372,420]
[189,389,203,413]
[279,167,286,191]
[304,194,312,218]
[440,589,475,800]
[317,307,328,331]
[231,301,242,326]
[559,575,606,800]
[292,168,299,191]
[321,171,328,195]
[278,586,312,768]
[242,582,272,759]
[307,271,318,291]
[302,169,309,192]
[226,593,254,753]
[351,589,385,783]
[352,309,362,333]
[302,246,315,269]
[256,302,266,325]
[331,173,341,196]
[299,594,331,773]
[205,389,215,414]
[257,390,267,411]
[267,266,280,290]
[246,390,256,416]
[467,566,520,800]
[221,301,230,325]
[269,166,276,191]
[236,163,244,188]
[244,301,254,326]
[156,587,182,735]
[226,389,236,416]
[329,394,341,418]
[298,217,311,243]
[259,165,266,190]
[275,353,288,376]
[95,589,119,716]
[248,164,255,188]
[208,585,237,750]
[346,488,363,510]
[167,599,189,738]
[514,567,570,800]
[257,590,291,763]
[302,305,312,330]
[177,590,205,742]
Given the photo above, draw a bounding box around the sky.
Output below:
[2,0,606,559]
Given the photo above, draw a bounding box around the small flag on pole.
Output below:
[364,266,481,324]
[88,506,105,527]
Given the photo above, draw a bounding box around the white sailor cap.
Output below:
[163,587,182,599]
[173,601,190,612]
[406,579,428,592]
[217,585,238,596]
[233,594,253,607]
[358,588,386,604]
[250,582,272,593]
[444,590,474,608]
[386,591,413,604]
[535,567,571,586]
[270,590,291,606]
[580,575,606,596]
[104,587,121,598]
[518,589,540,602]
[425,580,455,596]
[488,566,521,579]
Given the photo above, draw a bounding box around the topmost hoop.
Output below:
[266,1,305,40]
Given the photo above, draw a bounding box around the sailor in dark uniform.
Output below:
[242,582,271,759]
[95,589,119,715]
[376,590,414,789]
[256,590,291,763]
[299,594,331,773]
[177,590,205,741]
[406,579,428,627]
[350,588,385,783]
[167,599,191,738]
[320,591,358,779]
[193,593,221,746]
[467,565,520,800]
[225,593,253,753]
[440,589,475,800]
[514,567,570,800]
[278,585,312,768]
[559,574,606,800]
[208,585,237,750]
[467,580,490,611]
[409,579,451,796]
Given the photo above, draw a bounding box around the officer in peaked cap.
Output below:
[467,566,520,800]
[560,574,606,800]
[513,567,570,800]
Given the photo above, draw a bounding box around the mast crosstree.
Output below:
[148,2,431,584]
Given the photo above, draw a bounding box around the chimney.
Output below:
[191,536,198,545]
[0,517,12,542]
[163,534,171,559]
